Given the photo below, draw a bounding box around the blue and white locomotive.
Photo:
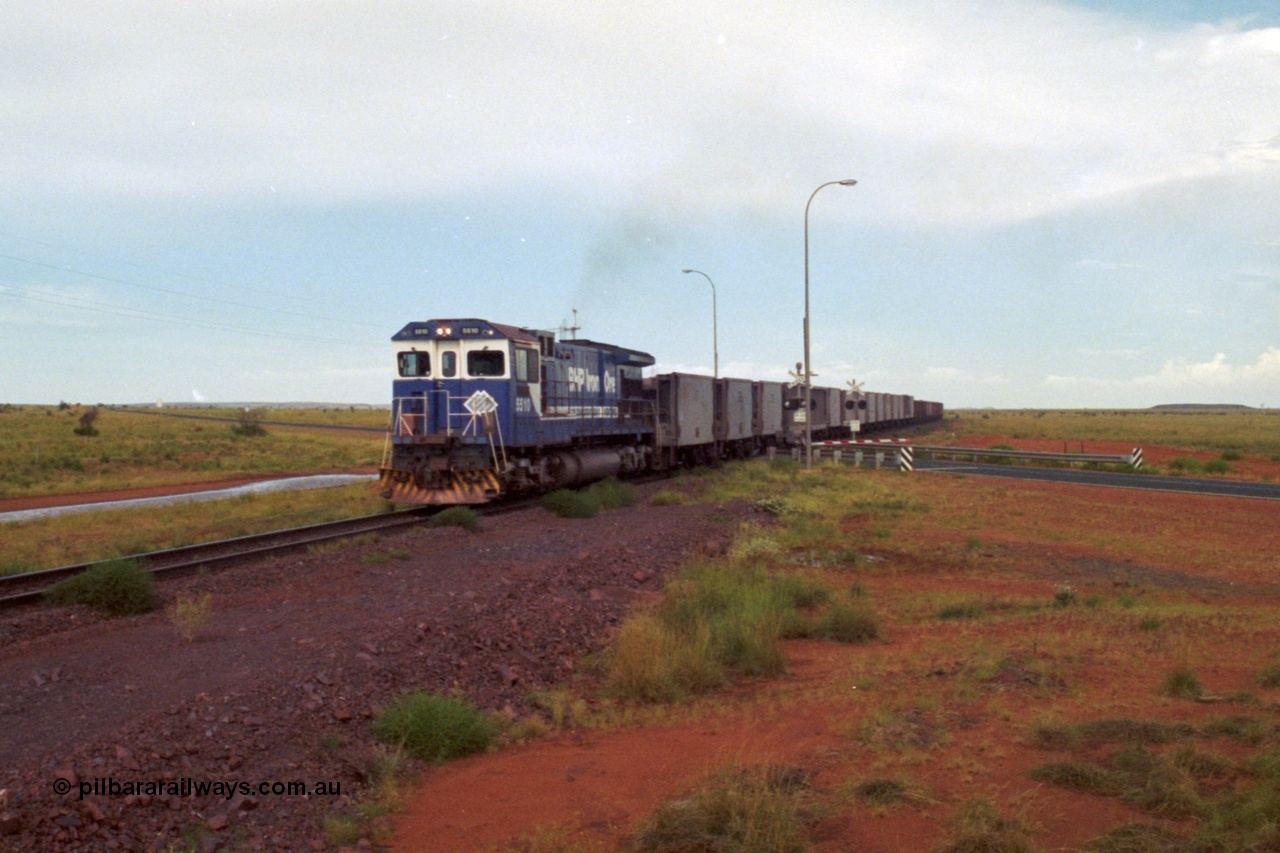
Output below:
[378,317,946,505]
[379,319,657,504]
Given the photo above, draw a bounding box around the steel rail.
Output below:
[0,475,666,611]
[0,507,444,610]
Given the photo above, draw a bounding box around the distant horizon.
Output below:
[10,400,1271,413]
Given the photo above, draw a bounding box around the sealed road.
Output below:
[916,459,1280,501]
[0,474,378,524]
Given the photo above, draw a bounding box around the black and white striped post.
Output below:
[817,439,915,472]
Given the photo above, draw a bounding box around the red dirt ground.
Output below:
[388,465,1280,852]
[2,452,1277,851]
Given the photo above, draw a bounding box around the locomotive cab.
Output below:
[381,320,524,503]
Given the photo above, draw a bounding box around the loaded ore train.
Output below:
[378,319,943,505]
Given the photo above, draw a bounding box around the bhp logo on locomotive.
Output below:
[566,367,616,395]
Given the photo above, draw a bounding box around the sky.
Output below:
[1,1,1277,409]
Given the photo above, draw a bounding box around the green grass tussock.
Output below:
[1027,760,1128,796]
[941,796,1037,853]
[1200,715,1271,745]
[44,558,156,616]
[1256,662,1280,689]
[541,478,637,519]
[813,598,880,643]
[371,691,496,763]
[1083,822,1183,853]
[939,601,986,620]
[604,561,878,702]
[541,489,598,518]
[584,477,637,509]
[428,506,480,531]
[648,489,687,507]
[1029,718,1194,751]
[1161,666,1203,700]
[603,613,723,703]
[603,457,905,703]
[633,765,813,853]
[1029,713,1280,850]
[851,777,922,809]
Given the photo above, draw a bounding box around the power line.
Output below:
[1,285,380,347]
[0,249,386,330]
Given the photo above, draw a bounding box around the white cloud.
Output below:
[1140,348,1280,386]
[1077,347,1146,357]
[926,367,968,381]
[926,366,1009,384]
[1076,259,1147,271]
[1046,347,1280,391]
[1,2,1276,228]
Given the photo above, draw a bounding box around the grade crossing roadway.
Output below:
[914,459,1280,501]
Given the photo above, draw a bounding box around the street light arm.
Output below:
[803,178,858,350]
[681,268,719,380]
[803,179,858,306]
[802,178,857,469]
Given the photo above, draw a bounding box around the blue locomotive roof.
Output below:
[391,319,538,344]
[562,338,656,368]
[391,319,655,367]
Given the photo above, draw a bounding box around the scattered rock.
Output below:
[0,489,739,851]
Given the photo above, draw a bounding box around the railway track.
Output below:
[0,500,531,611]
[0,471,677,611]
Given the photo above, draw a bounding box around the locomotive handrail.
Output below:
[390,396,431,437]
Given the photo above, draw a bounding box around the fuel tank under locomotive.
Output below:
[544,448,623,487]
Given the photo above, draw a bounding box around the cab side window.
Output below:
[397,351,430,377]
[467,350,505,377]
[514,347,540,383]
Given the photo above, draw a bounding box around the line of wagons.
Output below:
[379,318,944,505]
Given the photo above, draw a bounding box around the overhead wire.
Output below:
[0,285,380,347]
[0,227,388,328]
[0,249,386,332]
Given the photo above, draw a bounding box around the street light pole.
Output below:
[681,269,718,380]
[804,178,858,469]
